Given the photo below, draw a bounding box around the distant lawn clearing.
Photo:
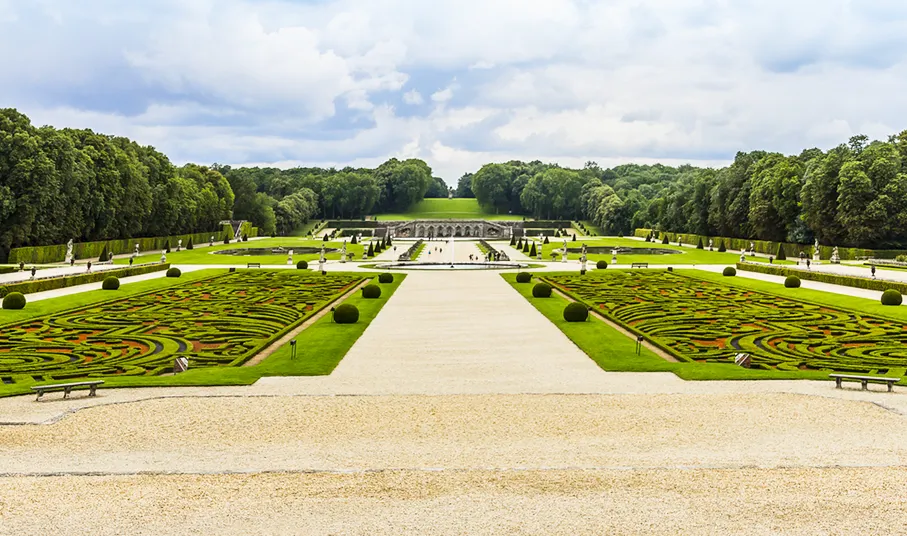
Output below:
[0,270,404,397]
[529,270,907,382]
[376,198,522,220]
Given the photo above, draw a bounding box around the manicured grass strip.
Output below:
[738,262,907,295]
[375,198,522,220]
[112,237,367,266]
[505,272,827,381]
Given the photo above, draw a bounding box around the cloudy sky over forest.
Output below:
[3,0,907,181]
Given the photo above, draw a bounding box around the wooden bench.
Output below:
[31,381,104,401]
[631,263,649,268]
[247,262,261,268]
[829,374,900,392]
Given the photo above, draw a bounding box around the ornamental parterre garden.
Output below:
[545,270,907,376]
[0,271,362,384]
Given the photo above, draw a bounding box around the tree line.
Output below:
[457,131,907,248]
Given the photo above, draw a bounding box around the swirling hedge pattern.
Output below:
[546,271,907,374]
[0,271,362,381]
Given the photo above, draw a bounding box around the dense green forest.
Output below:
[463,132,907,248]
[5,106,907,256]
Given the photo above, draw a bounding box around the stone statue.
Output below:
[611,248,618,265]
[831,246,840,264]
[64,239,74,264]
[319,246,326,264]
[813,239,821,262]
[134,243,140,255]
[287,250,294,265]
[582,243,587,255]
[708,239,713,251]
[740,251,746,263]
[340,240,347,263]
[177,239,182,252]
[563,238,568,251]
[210,235,215,246]
[580,251,588,272]
[160,252,166,263]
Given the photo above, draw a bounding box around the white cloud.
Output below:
[402,89,424,105]
[4,0,907,181]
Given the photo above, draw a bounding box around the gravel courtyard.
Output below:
[2,270,907,534]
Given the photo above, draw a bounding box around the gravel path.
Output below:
[2,468,905,535]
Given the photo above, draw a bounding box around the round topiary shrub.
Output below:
[563,302,589,322]
[296,260,308,270]
[378,273,394,284]
[166,267,182,278]
[596,260,608,269]
[532,282,552,298]
[362,284,382,299]
[102,276,120,290]
[881,289,903,306]
[516,272,532,283]
[2,292,26,310]
[784,276,801,288]
[334,304,360,324]
[723,267,736,276]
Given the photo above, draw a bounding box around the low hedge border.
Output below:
[737,263,907,295]
[0,263,170,297]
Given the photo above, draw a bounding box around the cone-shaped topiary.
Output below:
[378,273,394,284]
[367,242,375,257]
[333,304,360,324]
[187,238,194,250]
[532,282,552,298]
[2,292,26,310]
[351,235,358,245]
[99,244,109,263]
[509,236,516,246]
[572,234,576,241]
[563,302,588,322]
[166,267,181,278]
[881,289,903,306]
[164,240,171,253]
[723,267,736,276]
[697,237,704,249]
[386,235,393,246]
[776,243,787,260]
[224,234,231,244]
[662,234,669,244]
[543,236,549,244]
[784,276,800,288]
[529,243,537,257]
[523,240,530,253]
[516,238,523,249]
[717,240,727,252]
[102,276,120,290]
[362,284,382,299]
[596,260,608,269]
[516,272,532,283]
[296,260,308,269]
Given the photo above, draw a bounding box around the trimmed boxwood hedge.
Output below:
[784,276,801,288]
[881,289,903,306]
[378,273,394,283]
[723,267,736,276]
[516,272,532,283]
[563,302,588,322]
[296,260,308,269]
[739,263,907,295]
[0,263,169,297]
[361,284,382,299]
[102,276,120,290]
[596,260,608,269]
[166,267,182,278]
[2,292,26,310]
[334,303,360,324]
[532,282,552,298]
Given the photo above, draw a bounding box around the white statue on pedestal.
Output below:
[160,252,166,263]
[340,240,347,263]
[749,242,755,256]
[64,239,74,264]
[813,238,821,262]
[611,248,618,265]
[210,235,215,246]
[177,239,182,252]
[287,250,294,265]
[740,251,746,263]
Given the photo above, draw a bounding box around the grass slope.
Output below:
[0,271,404,397]
[376,198,522,220]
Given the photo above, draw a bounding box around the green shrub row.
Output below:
[0,263,170,297]
[737,263,907,294]
[8,224,233,264]
[635,228,907,261]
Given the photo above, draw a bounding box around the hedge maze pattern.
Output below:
[547,271,907,374]
[0,271,362,382]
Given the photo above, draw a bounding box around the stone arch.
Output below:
[464,226,471,237]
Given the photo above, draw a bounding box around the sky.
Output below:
[3,0,907,184]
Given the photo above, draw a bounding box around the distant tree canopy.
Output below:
[6,106,907,253]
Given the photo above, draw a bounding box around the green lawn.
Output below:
[509,237,746,265]
[0,270,404,397]
[112,237,371,265]
[375,198,522,220]
[509,269,907,383]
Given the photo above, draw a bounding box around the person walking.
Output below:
[872,265,877,279]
